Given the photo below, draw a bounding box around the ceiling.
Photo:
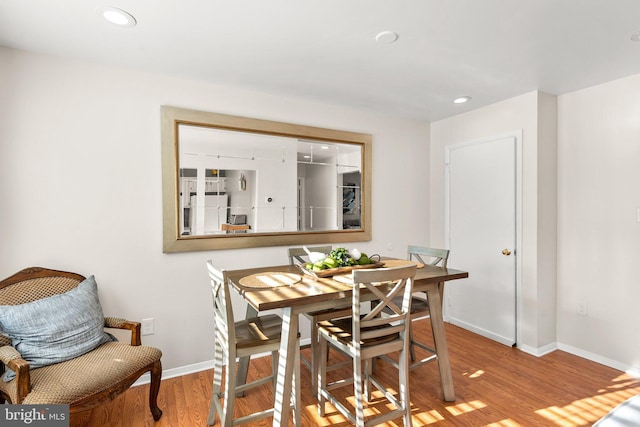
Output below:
[2,0,640,122]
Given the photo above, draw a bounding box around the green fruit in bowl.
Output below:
[323,257,338,268]
[358,255,371,265]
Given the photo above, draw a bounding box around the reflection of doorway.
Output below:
[297,177,306,231]
[341,172,361,229]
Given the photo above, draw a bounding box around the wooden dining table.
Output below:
[226,258,469,426]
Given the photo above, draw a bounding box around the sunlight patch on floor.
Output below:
[445,399,488,416]
[600,374,640,391]
[535,385,640,426]
[485,420,522,426]
[469,369,485,378]
[411,409,446,424]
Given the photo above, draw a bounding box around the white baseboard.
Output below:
[557,342,640,378]
[448,317,516,347]
[133,337,312,387]
[504,340,640,378]
[518,342,557,357]
[133,360,214,386]
[446,321,640,377]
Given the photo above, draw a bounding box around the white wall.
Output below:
[430,91,558,352]
[0,47,430,376]
[557,74,640,373]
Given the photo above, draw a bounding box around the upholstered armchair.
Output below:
[0,267,163,421]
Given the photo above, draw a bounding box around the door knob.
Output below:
[502,248,512,256]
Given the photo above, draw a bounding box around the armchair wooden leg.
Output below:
[149,360,163,421]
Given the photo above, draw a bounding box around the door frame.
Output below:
[443,130,523,347]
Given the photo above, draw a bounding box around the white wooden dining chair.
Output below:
[381,246,450,370]
[287,245,353,396]
[206,260,301,427]
[317,265,416,427]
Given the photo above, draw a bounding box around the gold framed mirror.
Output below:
[161,106,371,252]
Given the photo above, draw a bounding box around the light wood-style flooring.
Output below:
[72,322,640,426]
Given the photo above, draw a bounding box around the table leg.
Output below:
[236,304,258,397]
[426,286,456,401]
[273,307,298,427]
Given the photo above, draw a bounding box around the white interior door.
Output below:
[445,133,519,346]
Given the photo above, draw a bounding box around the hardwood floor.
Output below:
[72,322,640,426]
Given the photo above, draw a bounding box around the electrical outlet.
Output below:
[577,302,588,316]
[141,318,154,335]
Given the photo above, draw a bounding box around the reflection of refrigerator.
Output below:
[189,194,228,234]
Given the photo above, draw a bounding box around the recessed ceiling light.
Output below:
[631,31,640,41]
[453,96,472,104]
[375,31,399,44]
[100,6,137,27]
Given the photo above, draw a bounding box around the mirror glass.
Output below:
[161,106,371,252]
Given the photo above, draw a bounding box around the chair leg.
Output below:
[310,321,319,397]
[221,360,237,427]
[148,360,163,421]
[293,339,302,427]
[399,347,412,426]
[208,341,224,426]
[353,352,365,426]
[317,335,328,417]
[271,350,278,389]
[364,358,372,402]
[409,322,417,362]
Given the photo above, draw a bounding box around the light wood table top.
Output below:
[228,261,468,313]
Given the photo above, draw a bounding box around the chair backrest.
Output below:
[206,260,236,357]
[0,267,85,346]
[287,246,332,265]
[351,265,416,346]
[407,246,449,268]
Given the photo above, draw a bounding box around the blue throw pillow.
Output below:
[0,275,115,382]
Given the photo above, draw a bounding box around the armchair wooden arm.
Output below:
[0,346,30,403]
[105,317,142,346]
